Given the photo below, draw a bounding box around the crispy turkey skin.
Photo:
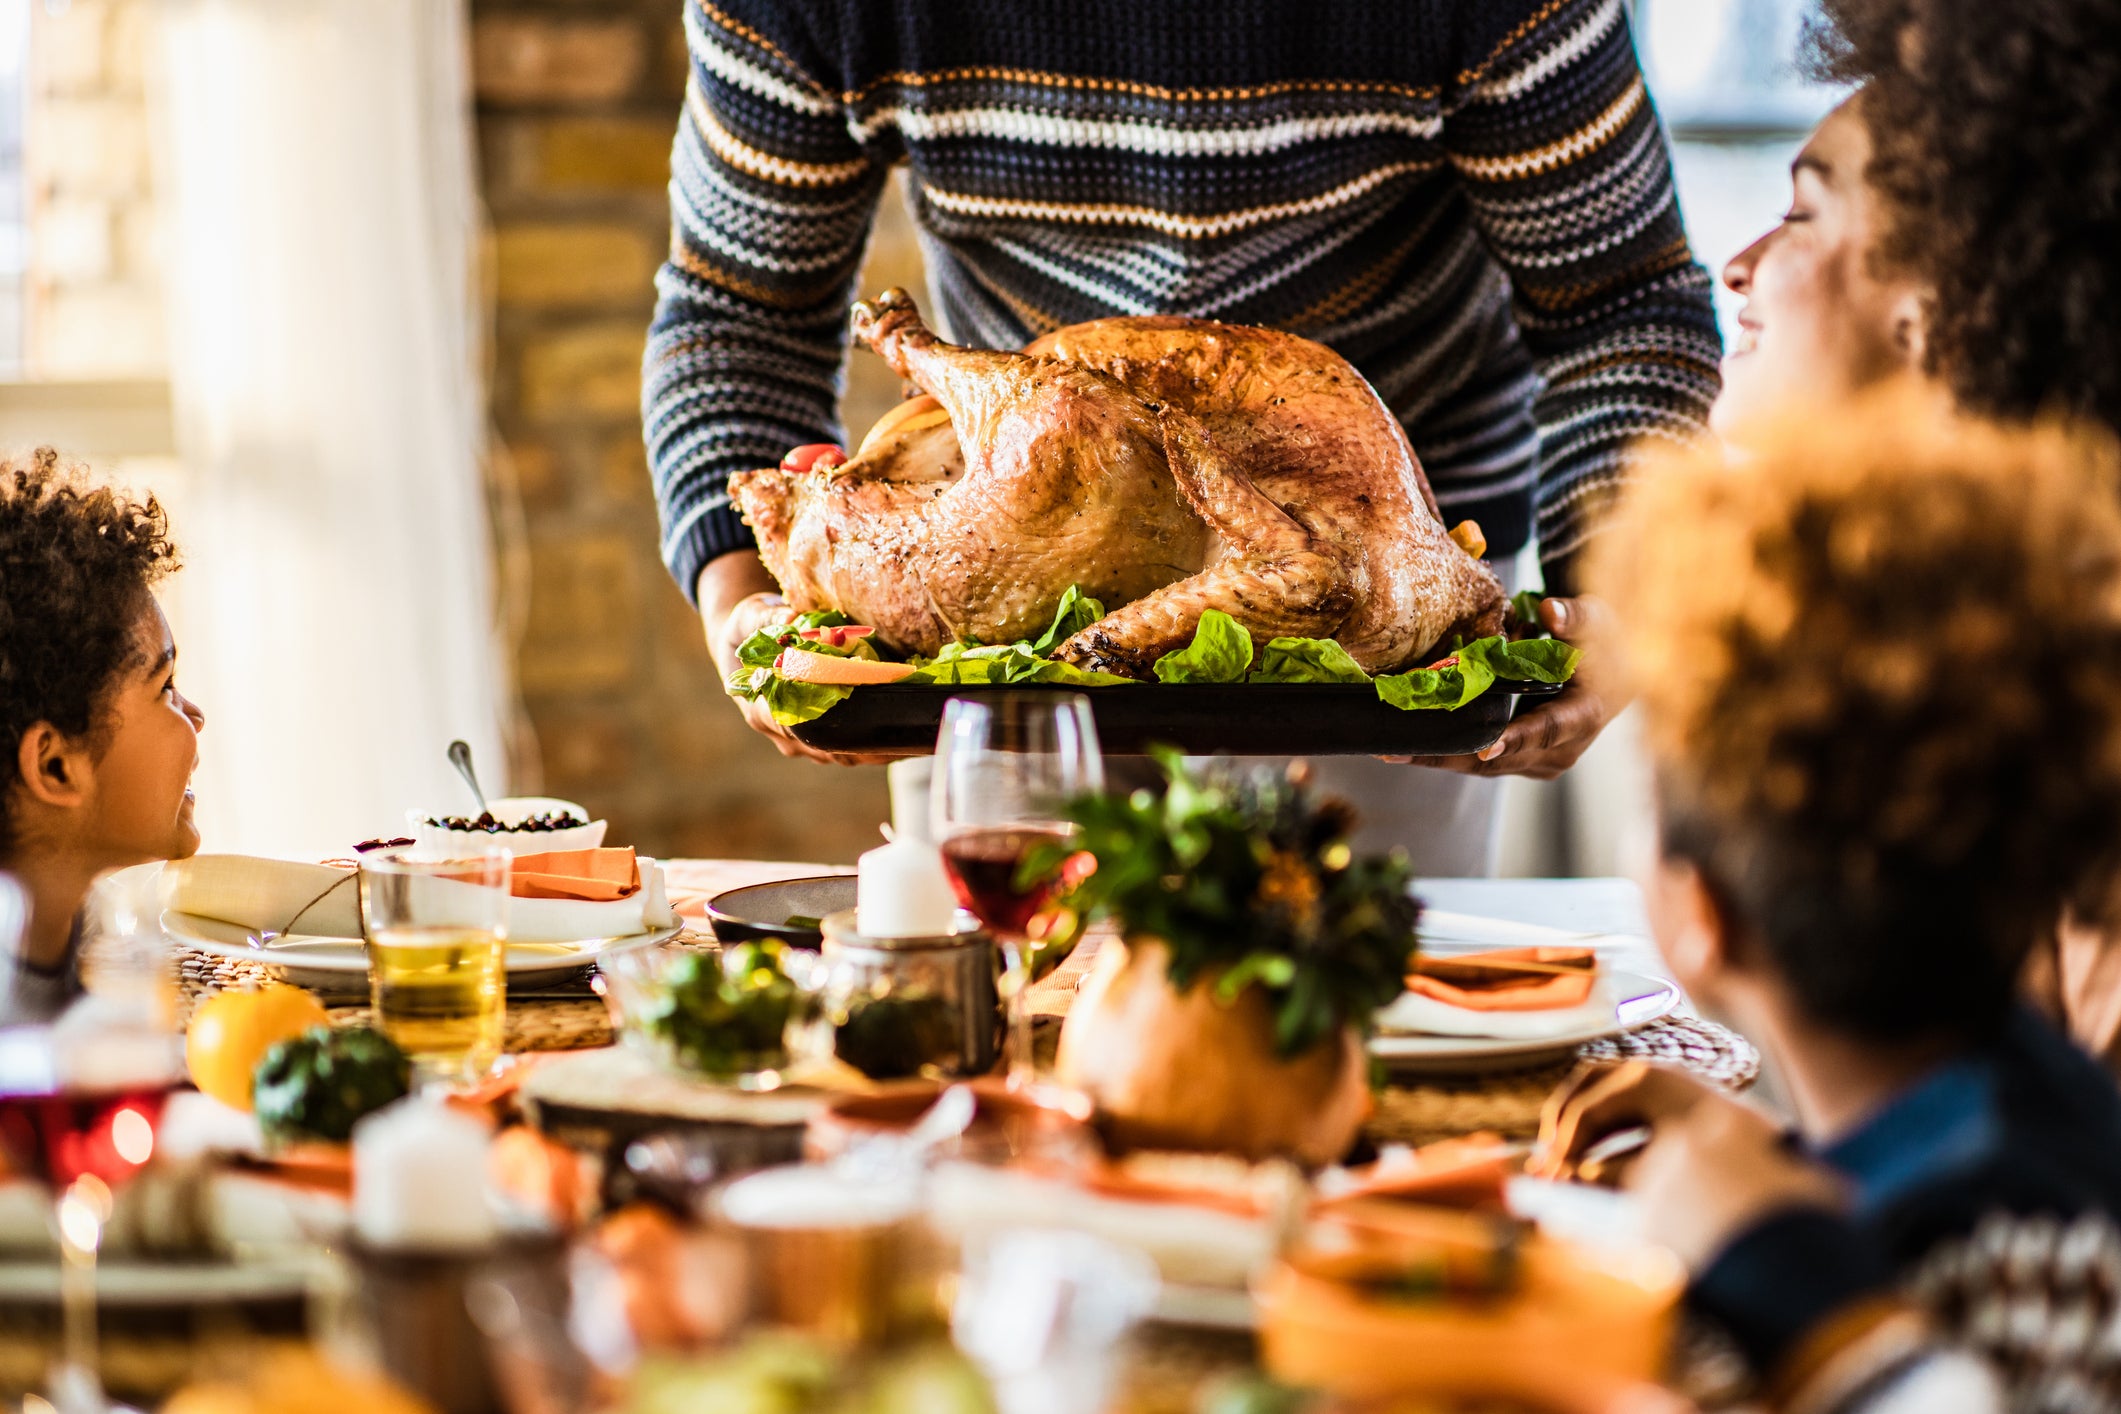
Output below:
[728,290,1504,678]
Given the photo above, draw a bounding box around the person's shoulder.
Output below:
[1878,1013,2121,1257]
[1902,1206,2121,1409]
[1446,0,1605,74]
[686,0,873,93]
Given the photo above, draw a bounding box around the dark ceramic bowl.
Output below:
[704,874,860,949]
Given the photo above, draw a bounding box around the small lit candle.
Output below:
[353,1099,497,1250]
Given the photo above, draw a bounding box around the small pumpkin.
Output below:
[1057,937,1372,1168]
[1042,752,1418,1167]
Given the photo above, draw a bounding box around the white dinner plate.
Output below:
[1367,909,1683,1073]
[1367,968,1680,1072]
[1365,975,1679,1072]
[163,909,682,995]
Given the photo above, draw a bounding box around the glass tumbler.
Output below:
[360,849,510,1087]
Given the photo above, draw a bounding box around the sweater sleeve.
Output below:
[1440,0,1722,594]
[645,0,889,604]
[1691,1207,2121,1413]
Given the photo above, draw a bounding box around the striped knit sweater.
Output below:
[645,0,1722,603]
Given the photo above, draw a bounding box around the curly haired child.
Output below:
[0,449,203,1019]
[1540,399,2121,1413]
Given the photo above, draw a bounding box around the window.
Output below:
[1,0,28,379]
[1636,0,1843,332]
[0,0,172,460]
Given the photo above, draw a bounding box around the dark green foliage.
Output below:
[646,943,808,1077]
[252,1025,412,1144]
[1041,750,1421,1057]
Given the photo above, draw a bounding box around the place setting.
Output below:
[158,745,686,1004]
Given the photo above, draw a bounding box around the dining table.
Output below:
[163,860,1764,1414]
[172,860,1761,1147]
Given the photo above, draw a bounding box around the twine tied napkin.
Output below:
[160,851,678,945]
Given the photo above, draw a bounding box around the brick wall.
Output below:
[26,0,164,378]
[474,0,925,865]
[21,0,916,865]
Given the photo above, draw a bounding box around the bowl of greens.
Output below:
[597,941,828,1090]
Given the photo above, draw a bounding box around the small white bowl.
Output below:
[407,795,608,856]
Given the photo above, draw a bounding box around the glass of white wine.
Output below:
[359,849,510,1088]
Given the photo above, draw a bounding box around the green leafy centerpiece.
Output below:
[1048,751,1421,1166]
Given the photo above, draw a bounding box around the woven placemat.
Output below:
[175,946,622,1053]
[1366,1014,1759,1149]
[316,999,615,1054]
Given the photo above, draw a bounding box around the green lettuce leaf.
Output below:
[735,629,788,671]
[1459,634,1582,684]
[759,675,853,726]
[908,641,1133,687]
[1038,660,1136,687]
[736,607,864,670]
[725,663,856,724]
[1152,609,1254,684]
[1252,636,1371,685]
[1370,632,1581,711]
[907,642,1046,685]
[1029,585,1106,655]
[726,665,771,702]
[1373,653,1496,710]
[1508,589,1546,630]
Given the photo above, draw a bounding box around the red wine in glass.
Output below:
[0,1083,171,1189]
[941,824,1073,938]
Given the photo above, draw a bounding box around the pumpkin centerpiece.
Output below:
[1048,752,1420,1167]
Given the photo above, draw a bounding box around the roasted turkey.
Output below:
[729,289,1505,679]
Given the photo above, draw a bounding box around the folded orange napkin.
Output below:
[1405,946,1597,1012]
[510,848,640,903]
[1319,1133,1519,1210]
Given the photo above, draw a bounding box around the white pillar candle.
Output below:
[353,1098,497,1250]
[856,840,960,938]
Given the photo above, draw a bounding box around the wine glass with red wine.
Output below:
[1,867,184,1412]
[931,692,1104,1086]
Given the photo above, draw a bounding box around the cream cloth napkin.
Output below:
[160,855,679,945]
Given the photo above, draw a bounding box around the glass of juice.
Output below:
[359,849,510,1087]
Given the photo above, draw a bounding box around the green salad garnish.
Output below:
[723,587,1580,723]
[726,609,865,725]
[644,943,811,1079]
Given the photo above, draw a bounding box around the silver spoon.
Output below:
[447,738,490,814]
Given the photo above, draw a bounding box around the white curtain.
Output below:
[153,0,509,859]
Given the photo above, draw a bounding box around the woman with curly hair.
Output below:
[1809,0,2121,436]
[1703,0,2121,1065]
[1536,402,2121,1413]
[1714,0,2121,440]
[0,449,204,1020]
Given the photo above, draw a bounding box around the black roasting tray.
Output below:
[787,679,1567,757]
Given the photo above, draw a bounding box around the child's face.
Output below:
[88,597,206,866]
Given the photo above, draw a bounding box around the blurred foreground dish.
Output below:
[1258,1204,1682,1412]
